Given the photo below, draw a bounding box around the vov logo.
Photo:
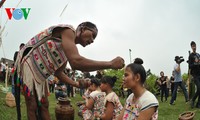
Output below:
[5,8,31,20]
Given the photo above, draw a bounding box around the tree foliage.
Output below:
[145,74,158,94]
[182,73,189,83]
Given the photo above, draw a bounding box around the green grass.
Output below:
[157,95,200,120]
[0,82,200,120]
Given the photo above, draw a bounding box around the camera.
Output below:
[175,56,184,64]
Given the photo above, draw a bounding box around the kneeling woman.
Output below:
[95,76,123,119]
[118,58,159,120]
[85,78,105,120]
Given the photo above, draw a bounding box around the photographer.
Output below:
[189,41,200,108]
[170,56,189,105]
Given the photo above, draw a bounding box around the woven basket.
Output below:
[178,111,195,120]
[5,92,16,107]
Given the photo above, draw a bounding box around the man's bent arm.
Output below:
[54,62,79,87]
[175,64,180,72]
[61,29,115,72]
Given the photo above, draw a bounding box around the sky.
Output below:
[0,0,200,77]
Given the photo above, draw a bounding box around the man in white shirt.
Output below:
[170,56,189,105]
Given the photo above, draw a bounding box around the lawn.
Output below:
[0,82,200,120]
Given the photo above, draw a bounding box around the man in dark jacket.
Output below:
[189,41,200,108]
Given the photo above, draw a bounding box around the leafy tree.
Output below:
[145,74,158,94]
[182,73,189,83]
